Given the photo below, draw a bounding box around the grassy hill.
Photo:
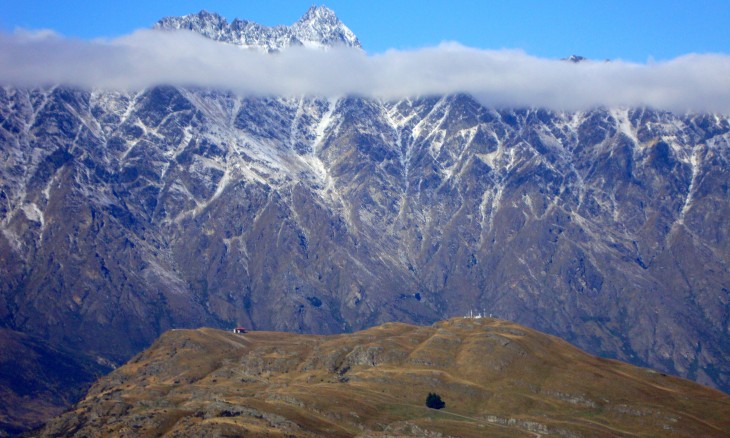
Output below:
[36,318,730,437]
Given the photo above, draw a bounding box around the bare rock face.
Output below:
[34,320,730,437]
[1,6,730,434]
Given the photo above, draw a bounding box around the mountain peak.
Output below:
[298,5,339,23]
[194,9,222,20]
[562,54,587,63]
[154,10,229,42]
[154,6,360,51]
[291,4,361,48]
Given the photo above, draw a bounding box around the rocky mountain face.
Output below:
[35,319,730,437]
[1,5,729,433]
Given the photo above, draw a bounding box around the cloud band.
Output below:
[2,29,729,114]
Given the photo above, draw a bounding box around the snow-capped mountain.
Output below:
[154,5,360,51]
[1,6,729,432]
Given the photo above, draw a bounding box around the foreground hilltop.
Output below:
[37,318,730,437]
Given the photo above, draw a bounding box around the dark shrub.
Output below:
[426,392,445,409]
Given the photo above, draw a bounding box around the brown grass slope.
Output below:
[36,318,730,437]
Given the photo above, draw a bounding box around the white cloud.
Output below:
[2,29,730,114]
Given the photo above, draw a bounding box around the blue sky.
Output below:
[2,0,729,62]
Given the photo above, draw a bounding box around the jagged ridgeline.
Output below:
[1,5,729,434]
